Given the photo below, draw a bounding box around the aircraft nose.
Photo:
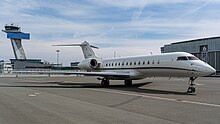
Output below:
[206,65,216,75]
[209,66,216,75]
[195,61,216,76]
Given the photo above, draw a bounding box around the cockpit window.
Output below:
[188,56,198,60]
[177,56,188,61]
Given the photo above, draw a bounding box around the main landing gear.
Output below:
[187,77,197,93]
[99,77,110,87]
[98,78,133,87]
[124,80,132,86]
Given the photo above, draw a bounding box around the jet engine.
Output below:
[78,58,99,70]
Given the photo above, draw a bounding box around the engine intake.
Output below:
[78,59,99,70]
[90,59,98,68]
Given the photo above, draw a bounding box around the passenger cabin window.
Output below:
[188,56,198,60]
[177,56,188,61]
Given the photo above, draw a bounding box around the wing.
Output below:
[70,71,130,78]
[13,71,130,78]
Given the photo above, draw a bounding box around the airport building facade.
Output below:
[161,36,220,74]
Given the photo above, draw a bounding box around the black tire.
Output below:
[124,80,132,86]
[187,87,196,93]
[187,87,193,93]
[192,87,196,93]
[101,80,105,86]
[101,79,109,87]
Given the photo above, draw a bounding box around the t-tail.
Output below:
[53,41,99,59]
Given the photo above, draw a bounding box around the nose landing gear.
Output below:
[187,77,197,93]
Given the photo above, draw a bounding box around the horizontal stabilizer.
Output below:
[53,41,99,49]
[53,41,99,59]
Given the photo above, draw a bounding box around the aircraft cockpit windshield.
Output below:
[187,56,198,60]
[177,56,188,60]
[177,56,198,61]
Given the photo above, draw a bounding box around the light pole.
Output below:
[56,50,60,66]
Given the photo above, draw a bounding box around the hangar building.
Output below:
[161,36,220,74]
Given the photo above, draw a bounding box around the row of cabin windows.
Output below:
[105,60,160,67]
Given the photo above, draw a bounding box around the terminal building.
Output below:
[0,60,13,74]
[161,36,220,74]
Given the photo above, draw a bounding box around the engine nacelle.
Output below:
[78,58,99,70]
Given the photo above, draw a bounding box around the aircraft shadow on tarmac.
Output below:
[0,81,193,95]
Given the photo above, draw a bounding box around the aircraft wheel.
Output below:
[187,87,192,93]
[187,87,195,93]
[192,87,196,93]
[124,80,132,86]
[101,78,109,87]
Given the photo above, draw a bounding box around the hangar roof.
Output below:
[171,36,220,45]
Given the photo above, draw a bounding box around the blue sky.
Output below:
[1,0,220,65]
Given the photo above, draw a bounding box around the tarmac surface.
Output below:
[0,76,219,124]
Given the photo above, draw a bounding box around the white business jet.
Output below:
[53,41,216,93]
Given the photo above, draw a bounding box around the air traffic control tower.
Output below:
[2,24,29,60]
[2,24,53,70]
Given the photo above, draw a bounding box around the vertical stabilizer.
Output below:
[80,41,98,59]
